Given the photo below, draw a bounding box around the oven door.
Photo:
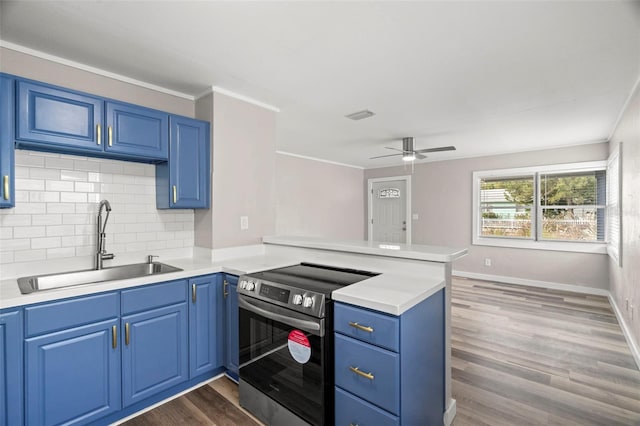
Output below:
[239,295,328,426]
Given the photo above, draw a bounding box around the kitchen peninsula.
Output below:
[0,236,466,426]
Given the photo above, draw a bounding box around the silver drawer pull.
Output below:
[348,321,374,333]
[349,366,374,380]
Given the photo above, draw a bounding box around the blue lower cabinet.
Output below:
[0,309,23,426]
[335,387,399,426]
[334,334,399,415]
[121,302,188,406]
[224,274,239,378]
[189,274,224,378]
[334,289,445,425]
[25,318,121,425]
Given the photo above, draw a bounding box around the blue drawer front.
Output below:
[335,387,398,426]
[121,280,187,314]
[334,303,399,352]
[25,292,119,337]
[334,334,399,415]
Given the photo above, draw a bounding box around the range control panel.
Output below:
[237,277,326,318]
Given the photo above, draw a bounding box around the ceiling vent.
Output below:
[345,110,375,121]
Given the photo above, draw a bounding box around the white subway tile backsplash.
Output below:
[47,203,76,214]
[45,157,75,169]
[15,179,45,191]
[30,191,60,203]
[2,152,195,267]
[32,214,63,226]
[61,170,88,181]
[46,225,76,237]
[31,237,62,249]
[14,249,46,262]
[46,180,74,191]
[15,152,45,167]
[0,215,31,227]
[14,226,46,239]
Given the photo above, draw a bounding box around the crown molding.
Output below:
[196,85,279,112]
[276,151,363,169]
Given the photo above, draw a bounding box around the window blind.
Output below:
[606,143,621,266]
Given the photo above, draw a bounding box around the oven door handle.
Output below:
[238,296,323,336]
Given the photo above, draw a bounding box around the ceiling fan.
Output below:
[370,137,456,161]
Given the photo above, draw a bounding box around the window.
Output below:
[606,144,621,265]
[473,161,609,253]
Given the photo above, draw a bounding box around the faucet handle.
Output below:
[147,255,159,264]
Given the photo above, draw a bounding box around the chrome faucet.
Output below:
[96,200,115,270]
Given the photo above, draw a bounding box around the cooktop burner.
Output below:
[238,263,378,318]
[249,263,377,295]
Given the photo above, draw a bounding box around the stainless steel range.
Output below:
[237,263,377,426]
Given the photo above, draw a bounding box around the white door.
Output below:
[369,178,410,244]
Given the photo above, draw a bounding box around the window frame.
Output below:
[472,160,608,254]
[606,143,622,266]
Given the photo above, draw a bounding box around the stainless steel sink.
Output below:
[17,262,183,294]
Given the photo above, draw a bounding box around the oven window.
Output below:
[239,306,325,426]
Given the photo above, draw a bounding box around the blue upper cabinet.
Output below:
[156,115,210,209]
[0,309,23,426]
[0,76,15,208]
[16,80,104,152]
[15,78,169,162]
[105,101,168,161]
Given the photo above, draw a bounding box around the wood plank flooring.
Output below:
[451,277,640,426]
[122,277,640,425]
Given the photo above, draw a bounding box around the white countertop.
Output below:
[0,238,463,314]
[263,235,467,262]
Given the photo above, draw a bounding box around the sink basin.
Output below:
[17,262,183,294]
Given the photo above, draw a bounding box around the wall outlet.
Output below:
[412,213,419,220]
[484,258,492,267]
[240,216,249,230]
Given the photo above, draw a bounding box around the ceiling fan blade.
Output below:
[414,145,456,154]
[370,153,402,159]
[385,146,404,152]
[415,153,427,160]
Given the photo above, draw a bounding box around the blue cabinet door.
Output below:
[16,80,103,152]
[0,76,15,208]
[25,318,121,425]
[0,309,23,426]
[105,101,168,161]
[189,274,224,378]
[156,115,210,209]
[121,302,188,407]
[224,274,239,378]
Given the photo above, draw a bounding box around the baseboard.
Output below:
[443,398,456,426]
[453,269,640,371]
[608,294,640,371]
[452,270,609,296]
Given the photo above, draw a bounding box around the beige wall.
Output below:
[0,47,194,117]
[194,92,277,249]
[275,154,364,240]
[609,82,640,349]
[365,143,610,290]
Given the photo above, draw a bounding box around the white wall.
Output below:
[194,92,277,249]
[609,80,640,351]
[365,143,610,291]
[275,153,364,240]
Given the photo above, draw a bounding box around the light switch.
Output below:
[412,213,419,220]
[240,216,249,230]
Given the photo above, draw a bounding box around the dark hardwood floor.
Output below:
[121,277,640,425]
[451,277,640,426]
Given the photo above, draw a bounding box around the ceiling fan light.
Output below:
[402,153,416,161]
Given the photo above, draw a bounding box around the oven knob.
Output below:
[240,280,247,289]
[246,281,256,291]
[293,294,303,305]
[303,296,314,308]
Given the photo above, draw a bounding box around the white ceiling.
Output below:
[1,1,639,169]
